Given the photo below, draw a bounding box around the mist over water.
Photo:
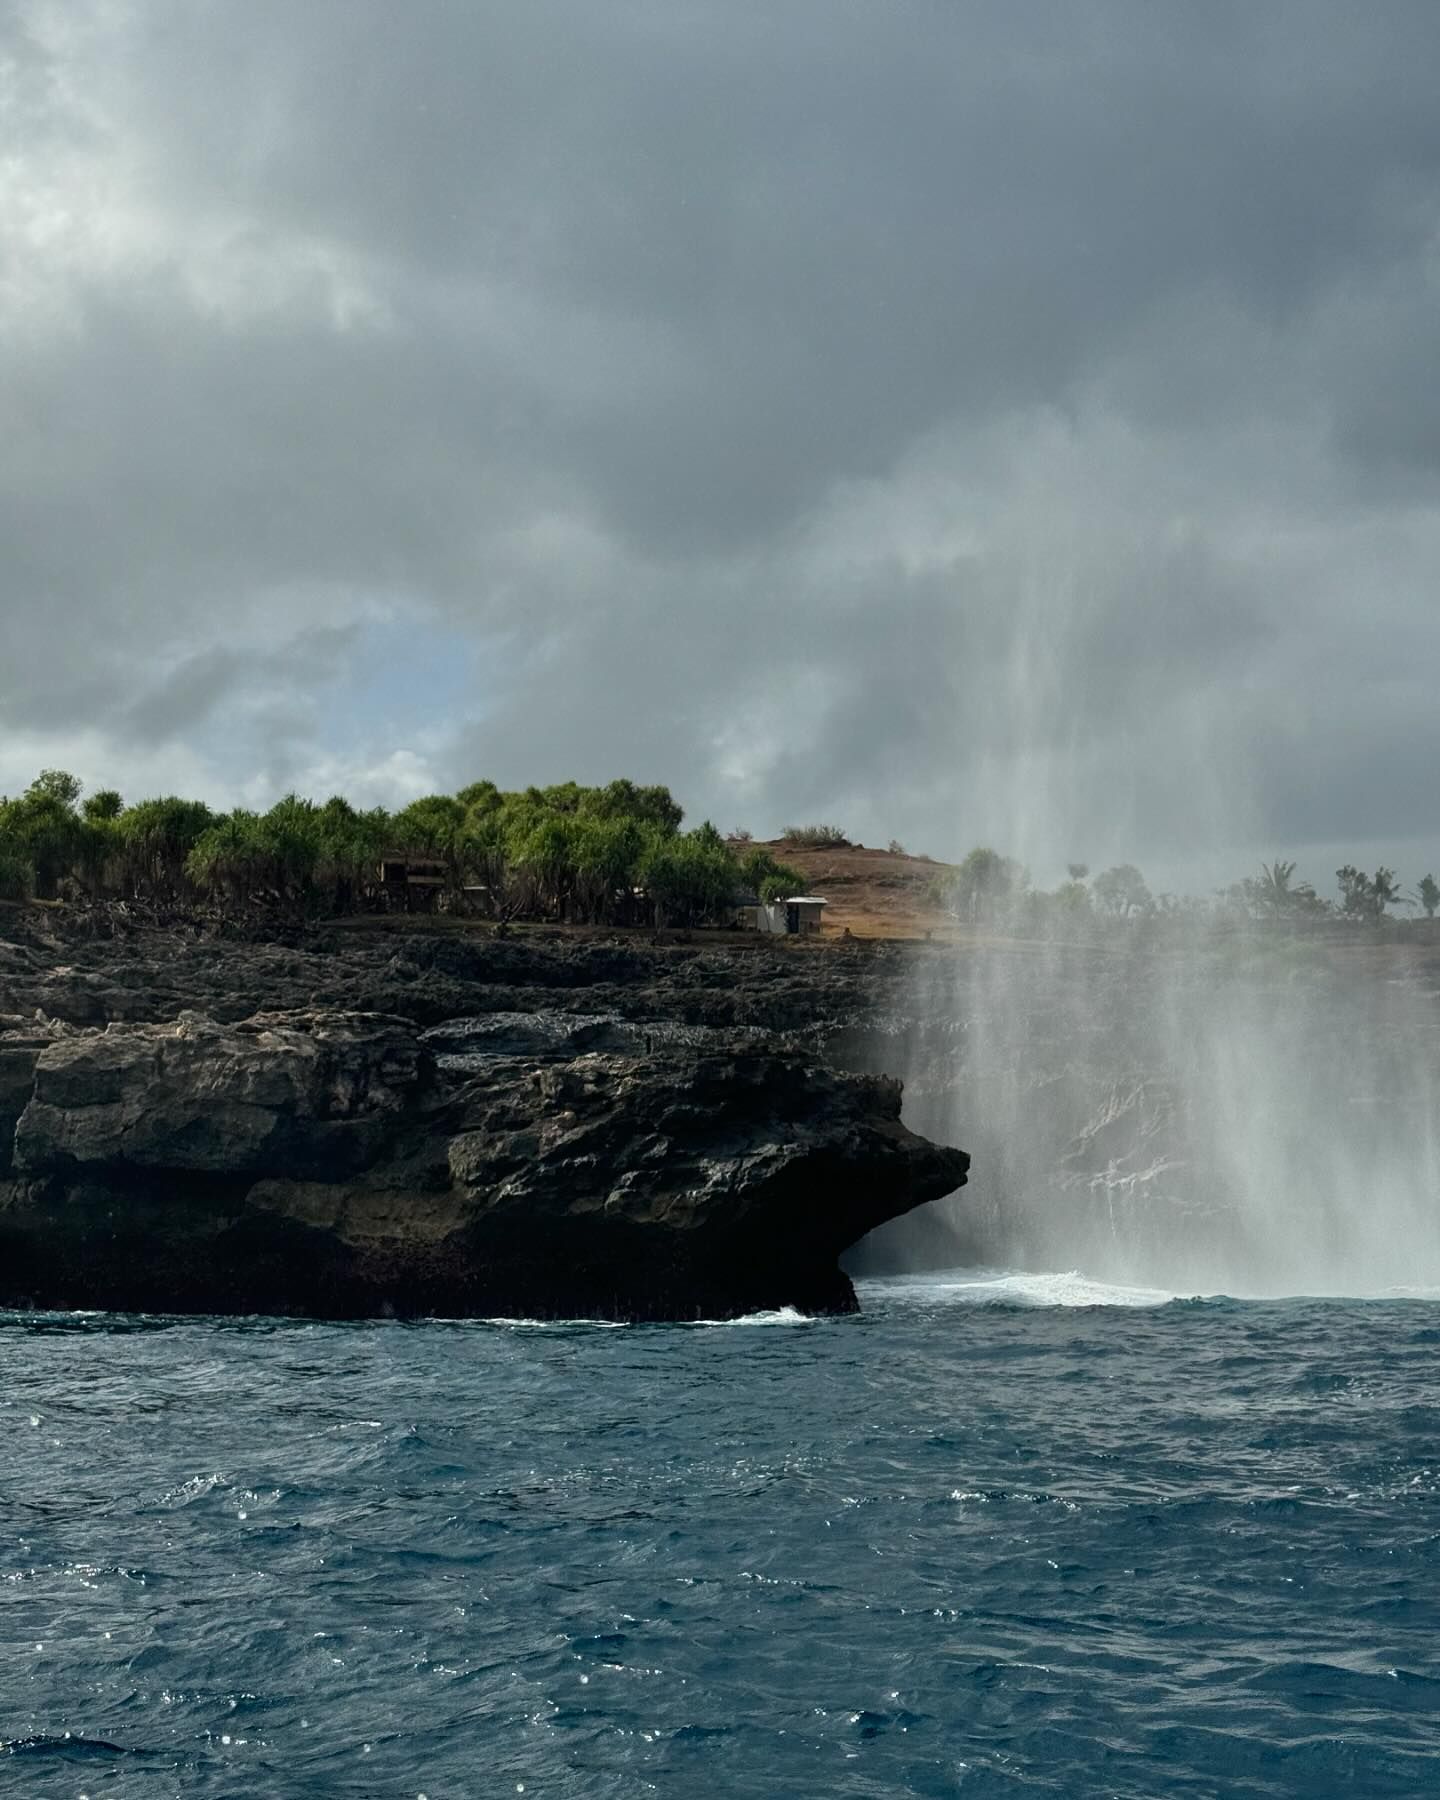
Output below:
[855,929,1440,1298]
[841,545,1440,1299]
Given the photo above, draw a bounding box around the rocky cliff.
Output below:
[0,909,968,1318]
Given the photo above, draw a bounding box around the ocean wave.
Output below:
[859,1268,1179,1308]
[443,1306,817,1330]
[685,1306,816,1327]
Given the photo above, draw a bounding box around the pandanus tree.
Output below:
[570,816,645,923]
[456,780,502,820]
[256,794,323,912]
[119,796,215,900]
[189,798,355,917]
[72,789,126,894]
[638,829,737,927]
[0,775,85,900]
[0,842,31,902]
[391,794,470,901]
[315,796,391,912]
[74,815,122,895]
[187,811,265,909]
[739,846,805,898]
[510,813,582,920]
[581,779,684,834]
[458,810,510,917]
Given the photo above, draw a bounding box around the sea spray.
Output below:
[855,927,1440,1296]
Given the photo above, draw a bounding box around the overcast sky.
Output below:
[4,1,1439,890]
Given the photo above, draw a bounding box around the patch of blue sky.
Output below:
[305,612,485,754]
[169,607,513,807]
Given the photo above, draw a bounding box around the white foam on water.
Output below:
[690,1306,815,1327]
[859,1268,1179,1309]
[475,1317,630,1330]
[445,1307,818,1329]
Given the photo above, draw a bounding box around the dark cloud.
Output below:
[3,0,1440,882]
[114,626,363,746]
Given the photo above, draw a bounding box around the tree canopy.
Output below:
[6,767,1439,946]
[0,771,798,929]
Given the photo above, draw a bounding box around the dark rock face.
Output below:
[0,911,968,1319]
[0,1033,49,1177]
[15,1012,430,1180]
[435,1045,965,1318]
[0,908,901,1032]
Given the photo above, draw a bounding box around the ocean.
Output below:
[3,1277,1438,1797]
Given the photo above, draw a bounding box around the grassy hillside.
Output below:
[747,840,959,941]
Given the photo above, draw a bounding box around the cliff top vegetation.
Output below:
[0,771,804,929]
[3,769,1436,945]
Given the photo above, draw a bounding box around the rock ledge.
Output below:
[0,932,968,1317]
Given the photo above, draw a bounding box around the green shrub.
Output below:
[82,789,124,822]
[780,823,849,847]
[0,780,83,900]
[639,831,736,925]
[0,843,32,902]
[119,796,215,898]
[741,847,805,900]
[0,769,804,930]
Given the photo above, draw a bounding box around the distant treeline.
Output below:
[928,850,1440,932]
[0,771,805,927]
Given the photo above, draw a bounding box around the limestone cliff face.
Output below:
[0,918,968,1318]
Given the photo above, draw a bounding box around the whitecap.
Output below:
[683,1306,816,1327]
[859,1268,1177,1309]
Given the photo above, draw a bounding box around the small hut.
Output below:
[378,855,448,912]
[753,894,829,935]
[783,895,829,935]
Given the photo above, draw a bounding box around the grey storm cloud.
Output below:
[3,0,1440,885]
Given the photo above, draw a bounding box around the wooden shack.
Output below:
[377,856,448,912]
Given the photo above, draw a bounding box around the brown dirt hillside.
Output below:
[749,839,961,941]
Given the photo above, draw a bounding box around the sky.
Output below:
[3,0,1439,892]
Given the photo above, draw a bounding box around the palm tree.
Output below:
[1255,860,1297,908]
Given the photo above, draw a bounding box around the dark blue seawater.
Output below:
[4,1274,1439,1798]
